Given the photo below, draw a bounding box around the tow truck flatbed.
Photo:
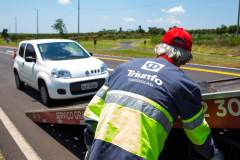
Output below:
[26,78,240,129]
[25,78,240,160]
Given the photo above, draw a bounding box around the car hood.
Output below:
[42,57,105,78]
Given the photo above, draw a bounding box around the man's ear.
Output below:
[174,49,192,66]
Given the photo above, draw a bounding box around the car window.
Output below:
[19,43,26,57]
[37,42,90,61]
[25,44,36,59]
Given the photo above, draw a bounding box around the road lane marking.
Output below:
[188,63,240,71]
[181,66,240,77]
[96,56,128,62]
[0,51,13,56]
[97,56,240,77]
[0,107,42,160]
[7,50,14,54]
[108,68,114,72]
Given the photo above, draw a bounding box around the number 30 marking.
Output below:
[215,100,227,117]
[215,98,240,117]
[202,98,240,118]
[228,98,240,116]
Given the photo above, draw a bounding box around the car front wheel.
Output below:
[39,82,51,106]
[14,71,24,90]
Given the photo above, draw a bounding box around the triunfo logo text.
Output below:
[128,70,163,86]
[141,61,165,72]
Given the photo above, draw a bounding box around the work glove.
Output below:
[193,136,225,160]
[84,126,94,160]
[84,127,94,149]
[84,119,97,160]
[84,121,97,147]
[211,148,225,160]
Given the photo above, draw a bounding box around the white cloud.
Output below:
[122,17,136,23]
[146,16,181,25]
[162,5,185,14]
[58,0,71,5]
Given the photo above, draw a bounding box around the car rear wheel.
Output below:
[39,82,51,106]
[14,71,24,90]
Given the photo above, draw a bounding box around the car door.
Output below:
[17,43,27,82]
[22,43,37,86]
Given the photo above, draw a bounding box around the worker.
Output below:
[84,27,224,160]
[94,39,97,49]
[12,49,17,59]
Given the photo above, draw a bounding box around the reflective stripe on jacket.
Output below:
[84,58,212,160]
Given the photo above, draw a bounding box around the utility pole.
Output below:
[77,0,80,39]
[37,9,39,35]
[237,0,240,36]
[15,17,17,33]
[8,25,11,33]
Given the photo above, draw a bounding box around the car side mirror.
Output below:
[25,56,36,63]
[89,52,93,56]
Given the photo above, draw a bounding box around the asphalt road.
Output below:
[0,47,240,160]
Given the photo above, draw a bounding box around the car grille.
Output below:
[90,69,101,74]
[70,78,105,95]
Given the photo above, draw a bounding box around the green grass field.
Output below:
[1,38,239,68]
[79,40,120,50]
[0,38,18,47]
[79,39,240,68]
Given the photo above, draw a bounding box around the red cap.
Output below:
[161,27,192,52]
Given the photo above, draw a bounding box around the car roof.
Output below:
[20,39,76,45]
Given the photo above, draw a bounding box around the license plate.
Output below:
[81,82,98,91]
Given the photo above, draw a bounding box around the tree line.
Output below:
[188,25,237,34]
[1,19,239,43]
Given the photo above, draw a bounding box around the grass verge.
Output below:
[0,150,5,160]
[0,39,19,47]
[85,39,240,68]
[1,38,239,68]
[79,39,120,50]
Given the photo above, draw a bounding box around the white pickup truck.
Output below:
[13,39,109,106]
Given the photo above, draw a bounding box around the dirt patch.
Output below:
[117,41,134,50]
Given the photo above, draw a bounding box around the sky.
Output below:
[0,0,238,33]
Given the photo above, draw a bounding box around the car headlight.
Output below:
[51,69,72,79]
[101,63,108,74]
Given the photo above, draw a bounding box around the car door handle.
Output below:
[22,62,24,66]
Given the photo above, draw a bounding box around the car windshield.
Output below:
[37,42,90,60]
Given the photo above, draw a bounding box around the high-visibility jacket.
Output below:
[84,58,212,160]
